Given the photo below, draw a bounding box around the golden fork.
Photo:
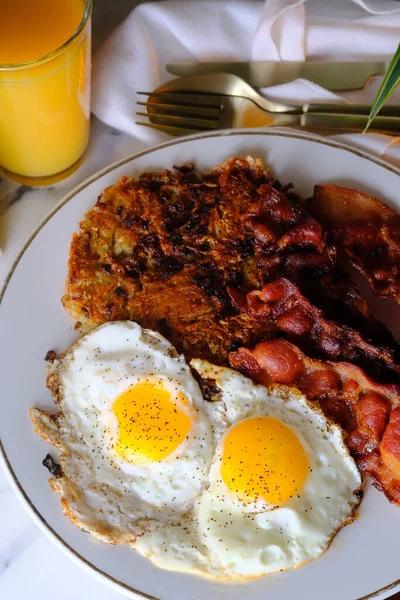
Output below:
[136,73,400,135]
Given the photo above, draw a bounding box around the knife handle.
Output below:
[299,112,400,134]
[304,103,400,117]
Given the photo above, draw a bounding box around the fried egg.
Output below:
[30,321,214,544]
[134,360,362,579]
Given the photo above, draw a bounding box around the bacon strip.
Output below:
[228,277,400,383]
[249,183,397,349]
[306,185,400,302]
[229,338,400,504]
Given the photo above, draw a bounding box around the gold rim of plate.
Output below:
[1,128,400,600]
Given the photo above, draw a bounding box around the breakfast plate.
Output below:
[1,129,400,600]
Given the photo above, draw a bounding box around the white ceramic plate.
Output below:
[1,129,400,600]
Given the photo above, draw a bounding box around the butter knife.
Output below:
[166,60,389,91]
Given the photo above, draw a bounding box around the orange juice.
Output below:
[0,0,91,181]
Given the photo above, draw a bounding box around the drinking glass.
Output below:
[0,0,92,185]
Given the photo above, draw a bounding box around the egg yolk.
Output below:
[221,416,309,505]
[113,380,191,464]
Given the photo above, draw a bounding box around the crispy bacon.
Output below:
[306,185,400,302]
[228,277,400,383]
[300,272,395,348]
[247,184,395,346]
[229,338,400,504]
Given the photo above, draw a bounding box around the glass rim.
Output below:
[0,0,92,71]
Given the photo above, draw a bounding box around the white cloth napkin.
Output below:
[92,0,400,164]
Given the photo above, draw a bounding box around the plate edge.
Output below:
[1,127,400,600]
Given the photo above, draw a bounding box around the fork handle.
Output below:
[303,103,399,116]
[297,112,400,134]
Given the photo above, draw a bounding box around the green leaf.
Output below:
[364,42,400,133]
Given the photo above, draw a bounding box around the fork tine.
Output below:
[137,100,221,118]
[136,111,220,130]
[136,121,199,136]
[137,91,223,107]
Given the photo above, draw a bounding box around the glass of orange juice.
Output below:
[0,0,92,185]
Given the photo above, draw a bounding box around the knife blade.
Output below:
[166,60,389,91]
